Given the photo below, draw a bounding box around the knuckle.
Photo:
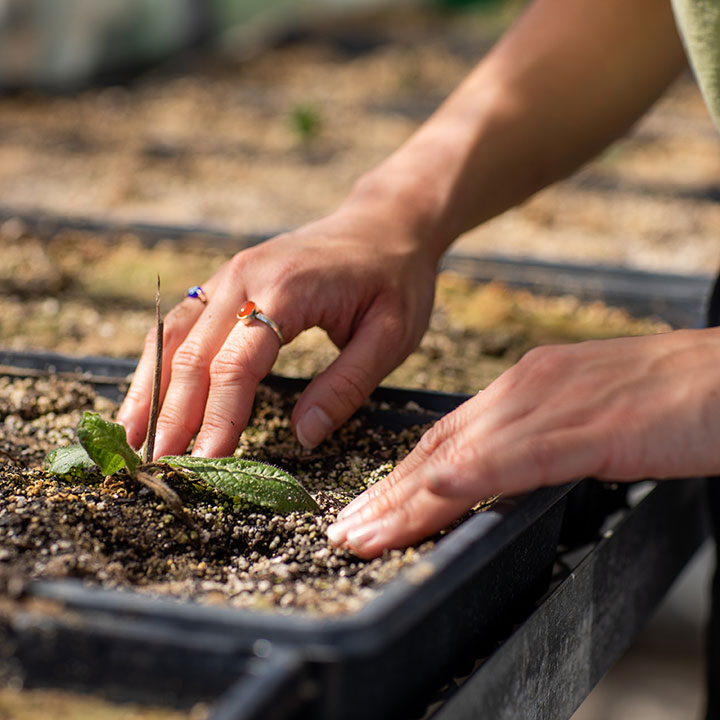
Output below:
[157,408,196,439]
[208,352,238,378]
[122,383,148,409]
[373,485,411,520]
[327,365,372,412]
[272,259,301,294]
[387,501,413,533]
[433,435,465,471]
[165,301,192,324]
[418,411,464,459]
[163,321,186,353]
[171,342,209,378]
[517,344,566,379]
[226,245,270,282]
[519,344,552,367]
[383,314,416,357]
[227,250,251,279]
[163,306,191,341]
[209,352,257,388]
[198,414,236,438]
[415,423,444,459]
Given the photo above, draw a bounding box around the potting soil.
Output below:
[0,373,443,615]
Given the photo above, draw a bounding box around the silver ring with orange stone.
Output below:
[236,300,285,346]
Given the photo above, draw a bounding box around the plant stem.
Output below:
[144,275,163,463]
[135,469,183,515]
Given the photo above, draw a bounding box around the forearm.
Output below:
[348,0,686,262]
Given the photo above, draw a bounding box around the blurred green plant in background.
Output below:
[289,103,323,143]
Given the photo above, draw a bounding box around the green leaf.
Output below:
[44,444,102,482]
[76,411,141,476]
[160,455,319,514]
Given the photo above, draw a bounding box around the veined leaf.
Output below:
[161,455,319,514]
[76,412,141,476]
[44,444,102,482]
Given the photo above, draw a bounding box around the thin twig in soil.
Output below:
[134,469,183,515]
[134,468,198,531]
[144,274,163,463]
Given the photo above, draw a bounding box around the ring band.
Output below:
[236,300,285,346]
[187,285,207,304]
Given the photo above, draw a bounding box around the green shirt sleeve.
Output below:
[672,0,720,129]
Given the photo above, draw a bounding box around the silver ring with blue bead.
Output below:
[186,285,207,304]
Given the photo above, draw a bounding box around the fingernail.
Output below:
[346,519,383,550]
[191,443,206,457]
[327,521,347,546]
[296,406,333,449]
[327,512,365,546]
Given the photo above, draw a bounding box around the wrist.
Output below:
[343,75,511,262]
[344,157,456,267]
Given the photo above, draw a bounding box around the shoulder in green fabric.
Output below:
[671,0,720,129]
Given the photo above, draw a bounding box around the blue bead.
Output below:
[187,285,203,298]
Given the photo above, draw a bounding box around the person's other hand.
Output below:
[116,204,438,459]
[327,329,720,558]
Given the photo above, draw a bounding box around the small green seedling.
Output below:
[290,103,322,143]
[45,412,319,515]
[45,277,318,515]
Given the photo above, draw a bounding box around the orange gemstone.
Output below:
[238,300,255,318]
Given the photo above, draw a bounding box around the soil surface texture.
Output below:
[0,373,447,615]
[0,5,718,275]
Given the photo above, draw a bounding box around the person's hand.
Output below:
[327,328,720,558]
[116,202,439,459]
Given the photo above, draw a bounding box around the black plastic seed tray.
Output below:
[0,595,308,720]
[0,349,577,719]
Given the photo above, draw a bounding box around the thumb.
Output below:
[292,312,410,449]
